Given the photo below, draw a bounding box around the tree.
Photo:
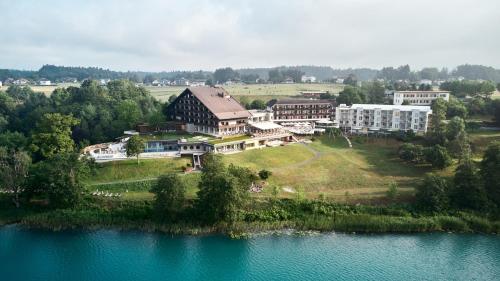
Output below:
[336,86,365,105]
[6,85,33,103]
[31,113,80,159]
[168,94,178,104]
[258,169,272,180]
[492,100,500,126]
[213,67,239,84]
[117,100,142,128]
[425,145,452,169]
[196,154,255,223]
[418,84,432,91]
[126,135,144,164]
[446,117,466,142]
[343,74,358,86]
[415,174,449,212]
[450,160,487,211]
[480,142,500,207]
[428,98,447,145]
[363,81,385,104]
[147,110,165,132]
[27,153,86,208]
[241,74,259,84]
[0,148,31,208]
[268,69,284,83]
[0,131,28,151]
[440,80,496,98]
[281,69,304,83]
[446,97,468,119]
[250,99,266,110]
[150,173,186,221]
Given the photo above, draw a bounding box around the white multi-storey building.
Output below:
[393,91,449,105]
[335,104,432,133]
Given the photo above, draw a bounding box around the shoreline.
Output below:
[2,214,498,237]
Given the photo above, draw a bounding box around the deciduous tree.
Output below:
[416,174,449,212]
[151,173,186,221]
[0,148,31,208]
[126,135,144,164]
[480,142,500,207]
[31,113,80,159]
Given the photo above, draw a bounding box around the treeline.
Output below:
[1,80,161,146]
[377,64,500,82]
[0,79,165,210]
[0,65,212,84]
[4,64,500,85]
[396,98,500,214]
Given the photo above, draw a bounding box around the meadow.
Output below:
[2,82,344,102]
[145,83,344,102]
[84,135,438,203]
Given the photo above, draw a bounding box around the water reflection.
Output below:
[0,227,499,281]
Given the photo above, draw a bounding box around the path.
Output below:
[343,134,353,148]
[271,142,324,172]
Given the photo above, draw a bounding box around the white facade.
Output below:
[248,109,273,124]
[335,104,432,133]
[301,75,317,83]
[39,79,52,86]
[393,91,449,105]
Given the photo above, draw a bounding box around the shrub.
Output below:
[424,145,452,169]
[436,216,469,232]
[386,182,398,200]
[398,143,425,163]
[415,174,449,212]
[258,169,272,180]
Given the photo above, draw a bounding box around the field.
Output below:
[146,83,344,102]
[3,83,344,102]
[0,83,80,96]
[492,90,500,100]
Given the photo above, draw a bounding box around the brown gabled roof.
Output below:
[186,87,251,120]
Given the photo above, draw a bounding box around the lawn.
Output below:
[469,129,500,156]
[85,157,191,185]
[87,135,440,202]
[86,129,500,203]
[223,136,433,201]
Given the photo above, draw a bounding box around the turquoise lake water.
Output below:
[0,226,499,281]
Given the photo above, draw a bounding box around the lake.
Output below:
[0,226,499,281]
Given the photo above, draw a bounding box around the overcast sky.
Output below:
[1,0,499,71]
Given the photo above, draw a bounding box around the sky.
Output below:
[1,0,500,72]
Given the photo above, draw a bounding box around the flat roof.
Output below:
[273,99,334,105]
[348,104,432,112]
[250,122,282,130]
[394,90,450,93]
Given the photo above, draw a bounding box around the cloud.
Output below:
[1,0,499,71]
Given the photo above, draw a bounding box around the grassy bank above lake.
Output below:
[1,196,498,236]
